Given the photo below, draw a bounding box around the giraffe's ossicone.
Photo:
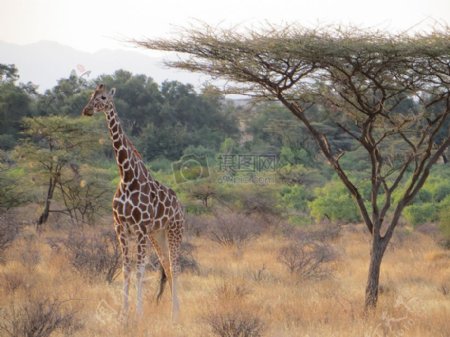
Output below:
[82,84,184,322]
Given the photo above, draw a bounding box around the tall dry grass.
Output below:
[0,223,449,337]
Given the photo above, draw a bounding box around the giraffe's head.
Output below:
[82,84,116,116]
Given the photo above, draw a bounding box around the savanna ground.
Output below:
[1,206,449,337]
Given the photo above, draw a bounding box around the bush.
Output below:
[50,229,121,283]
[309,181,361,223]
[185,213,211,237]
[148,156,172,172]
[0,134,17,150]
[438,196,450,246]
[0,297,81,337]
[278,241,334,280]
[0,214,20,263]
[412,188,433,204]
[217,185,281,221]
[392,166,450,206]
[280,184,313,213]
[213,283,252,304]
[403,203,438,227]
[432,182,450,203]
[203,283,265,337]
[204,310,265,337]
[185,203,211,215]
[297,224,342,242]
[0,270,27,293]
[209,211,263,248]
[277,164,327,186]
[18,236,40,270]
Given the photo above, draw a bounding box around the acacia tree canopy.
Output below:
[134,25,450,310]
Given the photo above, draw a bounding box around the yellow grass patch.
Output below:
[0,226,449,337]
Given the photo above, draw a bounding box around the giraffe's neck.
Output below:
[104,105,151,184]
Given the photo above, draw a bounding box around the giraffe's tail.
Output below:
[156,264,167,304]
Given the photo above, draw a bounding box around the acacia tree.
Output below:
[14,116,104,228]
[57,164,114,225]
[135,25,450,310]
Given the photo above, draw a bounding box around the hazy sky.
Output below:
[1,0,450,53]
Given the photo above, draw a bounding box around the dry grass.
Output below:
[0,224,449,337]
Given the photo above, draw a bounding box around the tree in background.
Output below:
[0,150,29,212]
[1,65,240,166]
[14,116,105,228]
[36,71,89,117]
[309,180,361,223]
[96,70,163,135]
[95,71,239,160]
[135,25,450,310]
[57,164,114,225]
[0,64,34,149]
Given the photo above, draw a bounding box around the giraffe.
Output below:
[81,84,184,321]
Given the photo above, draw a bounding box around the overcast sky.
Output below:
[1,0,450,53]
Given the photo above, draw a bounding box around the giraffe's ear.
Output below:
[109,88,116,97]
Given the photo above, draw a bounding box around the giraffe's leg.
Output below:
[136,232,147,315]
[149,230,172,301]
[115,222,131,318]
[167,225,183,322]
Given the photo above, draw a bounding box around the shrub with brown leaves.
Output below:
[204,310,265,337]
[209,211,263,248]
[278,241,335,280]
[0,297,81,337]
[50,229,121,283]
[0,215,20,263]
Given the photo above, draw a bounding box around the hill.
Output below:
[0,40,204,91]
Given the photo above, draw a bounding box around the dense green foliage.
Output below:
[23,69,238,161]
[94,71,238,160]
[309,180,361,223]
[0,65,35,149]
[401,166,450,227]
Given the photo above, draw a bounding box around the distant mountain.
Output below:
[0,40,206,91]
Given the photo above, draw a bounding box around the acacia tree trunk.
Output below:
[364,204,406,311]
[365,234,387,310]
[37,176,57,229]
[57,181,78,226]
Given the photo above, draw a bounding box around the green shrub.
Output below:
[286,215,312,226]
[185,203,211,215]
[413,189,433,204]
[403,203,438,227]
[280,185,312,213]
[438,196,450,244]
[430,182,450,203]
[0,134,16,150]
[439,208,450,239]
[280,146,311,166]
[277,164,328,186]
[148,156,172,172]
[339,147,370,172]
[309,180,361,223]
